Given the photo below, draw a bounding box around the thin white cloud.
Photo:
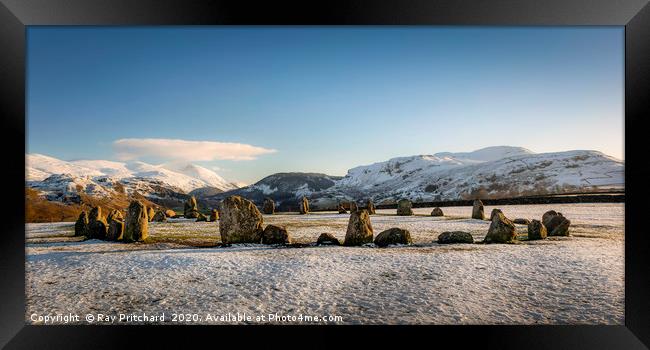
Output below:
[113,138,276,162]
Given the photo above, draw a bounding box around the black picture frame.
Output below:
[1,0,649,348]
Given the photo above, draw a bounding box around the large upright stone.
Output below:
[147,207,156,222]
[337,203,348,214]
[299,197,310,214]
[74,211,88,237]
[87,206,108,239]
[184,196,200,218]
[527,219,547,240]
[124,200,148,243]
[262,198,275,215]
[152,210,167,222]
[344,209,374,246]
[366,199,376,215]
[396,199,413,216]
[472,199,485,220]
[542,211,571,236]
[209,209,219,222]
[483,212,516,243]
[490,208,504,221]
[219,196,264,244]
[349,202,358,213]
[106,209,123,225]
[106,219,124,241]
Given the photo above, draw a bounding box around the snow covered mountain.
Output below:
[26,154,238,204]
[26,146,624,210]
[206,173,343,211]
[209,146,624,210]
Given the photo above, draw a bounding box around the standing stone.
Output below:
[317,233,341,246]
[184,196,200,218]
[261,225,292,244]
[472,199,485,220]
[124,200,148,243]
[87,206,108,240]
[374,228,412,247]
[74,211,89,237]
[106,209,123,225]
[262,198,275,215]
[396,199,413,216]
[196,213,208,222]
[490,208,504,221]
[337,203,347,214]
[152,210,167,222]
[165,209,177,218]
[483,211,516,243]
[542,211,571,236]
[542,210,559,225]
[431,207,444,216]
[343,209,373,246]
[527,219,547,240]
[299,197,310,214]
[147,207,156,222]
[209,209,219,222]
[349,202,358,213]
[106,219,124,241]
[219,196,264,244]
[366,199,376,215]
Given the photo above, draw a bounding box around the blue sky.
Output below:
[27,27,624,184]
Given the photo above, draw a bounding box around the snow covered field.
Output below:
[25,203,624,325]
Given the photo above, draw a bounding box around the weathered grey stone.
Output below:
[299,197,310,214]
[396,199,413,216]
[106,209,123,225]
[74,211,88,237]
[337,203,348,214]
[344,209,373,246]
[472,199,485,220]
[527,219,547,240]
[87,206,108,239]
[106,219,124,241]
[349,202,358,213]
[219,196,264,244]
[543,211,571,236]
[490,208,504,221]
[437,231,474,244]
[147,207,156,222]
[123,200,148,243]
[262,198,275,215]
[316,233,341,246]
[209,209,219,222]
[261,225,291,244]
[152,210,167,222]
[184,196,200,218]
[431,207,444,216]
[483,212,516,243]
[374,227,412,247]
[366,199,376,215]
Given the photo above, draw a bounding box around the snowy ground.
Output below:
[25,203,624,325]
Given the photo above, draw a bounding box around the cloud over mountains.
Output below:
[112,138,277,162]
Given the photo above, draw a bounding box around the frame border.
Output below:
[1,0,649,348]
